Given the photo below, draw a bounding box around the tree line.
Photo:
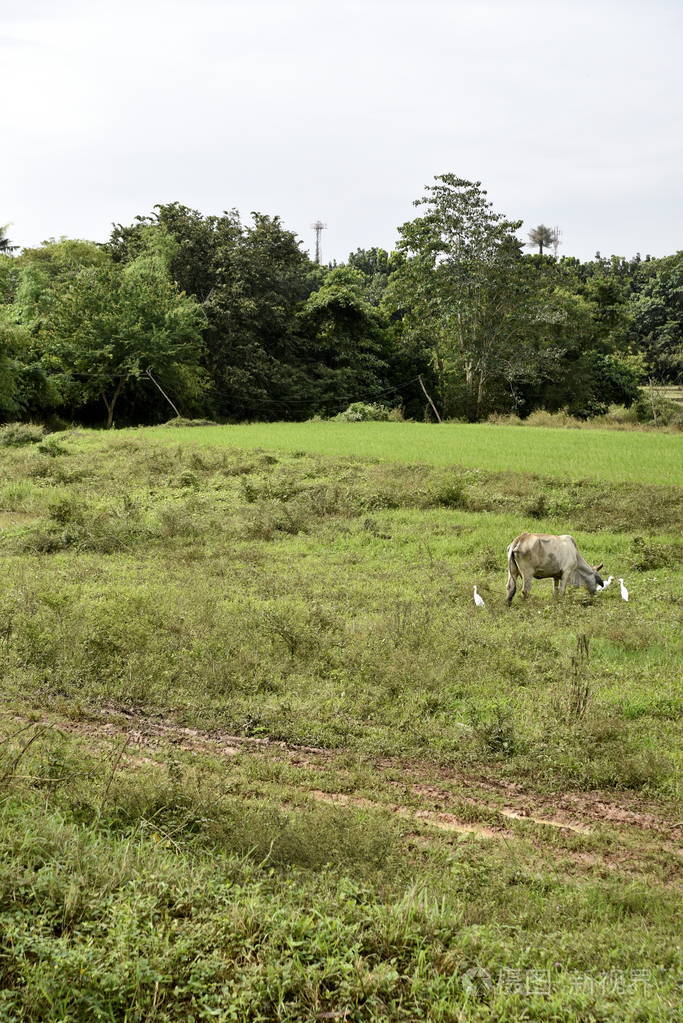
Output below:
[1,175,681,428]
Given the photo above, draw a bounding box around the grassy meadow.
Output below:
[0,422,681,1021]
[93,420,683,486]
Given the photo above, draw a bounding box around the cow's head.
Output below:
[590,562,604,593]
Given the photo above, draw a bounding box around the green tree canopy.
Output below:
[628,252,683,382]
[109,205,322,420]
[346,247,405,306]
[41,237,206,426]
[389,174,547,419]
[298,266,391,413]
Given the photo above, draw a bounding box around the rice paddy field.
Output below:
[0,421,681,1021]
[81,420,683,486]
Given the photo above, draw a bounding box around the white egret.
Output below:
[619,578,629,601]
[473,586,485,608]
[597,575,614,592]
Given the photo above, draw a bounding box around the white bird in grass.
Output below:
[473,585,485,608]
[619,578,629,601]
[597,575,614,592]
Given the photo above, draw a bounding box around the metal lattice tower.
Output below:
[552,225,562,258]
[311,220,327,264]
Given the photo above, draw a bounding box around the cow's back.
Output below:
[510,533,577,578]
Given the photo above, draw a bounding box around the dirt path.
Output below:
[4,703,681,871]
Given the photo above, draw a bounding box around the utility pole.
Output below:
[311,220,327,264]
[146,368,181,419]
[418,375,442,423]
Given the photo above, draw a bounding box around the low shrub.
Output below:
[469,704,520,758]
[629,535,683,571]
[524,409,581,429]
[487,405,681,431]
[334,402,393,422]
[37,436,69,457]
[427,477,468,509]
[241,500,308,539]
[634,392,683,428]
[596,404,641,426]
[0,422,46,447]
[295,483,350,519]
[0,480,42,511]
[47,493,87,526]
[177,469,200,489]
[525,493,548,518]
[161,416,218,427]
[487,412,523,426]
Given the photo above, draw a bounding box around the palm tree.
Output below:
[0,225,18,254]
[527,224,555,256]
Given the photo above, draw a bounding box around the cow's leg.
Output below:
[557,569,571,596]
[521,573,533,599]
[553,577,561,598]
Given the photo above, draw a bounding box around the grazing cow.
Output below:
[506,533,603,605]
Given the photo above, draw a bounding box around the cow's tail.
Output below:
[508,543,521,576]
[506,544,519,604]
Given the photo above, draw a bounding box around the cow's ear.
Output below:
[594,562,604,572]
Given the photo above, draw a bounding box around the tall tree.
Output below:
[108,202,228,302]
[109,205,322,420]
[389,174,546,419]
[347,247,404,306]
[298,267,391,413]
[629,252,683,382]
[44,237,206,427]
[0,225,18,255]
[1,241,108,422]
[204,212,320,419]
[527,224,556,256]
[13,240,107,328]
[0,316,20,416]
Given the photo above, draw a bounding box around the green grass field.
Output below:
[0,422,681,1020]
[102,420,683,486]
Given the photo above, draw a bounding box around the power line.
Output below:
[40,367,426,420]
[221,373,423,412]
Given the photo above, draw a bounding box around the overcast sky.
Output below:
[3,0,682,263]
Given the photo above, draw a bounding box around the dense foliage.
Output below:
[1,178,681,426]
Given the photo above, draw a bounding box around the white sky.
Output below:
[3,0,682,263]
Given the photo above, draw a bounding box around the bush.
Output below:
[161,416,218,427]
[0,422,46,447]
[469,704,520,758]
[629,535,683,571]
[333,402,393,422]
[486,405,681,431]
[525,493,548,518]
[596,404,641,426]
[634,392,683,428]
[428,477,468,509]
[524,409,580,429]
[37,436,69,457]
[487,412,523,426]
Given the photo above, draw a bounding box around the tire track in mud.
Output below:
[3,704,681,870]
